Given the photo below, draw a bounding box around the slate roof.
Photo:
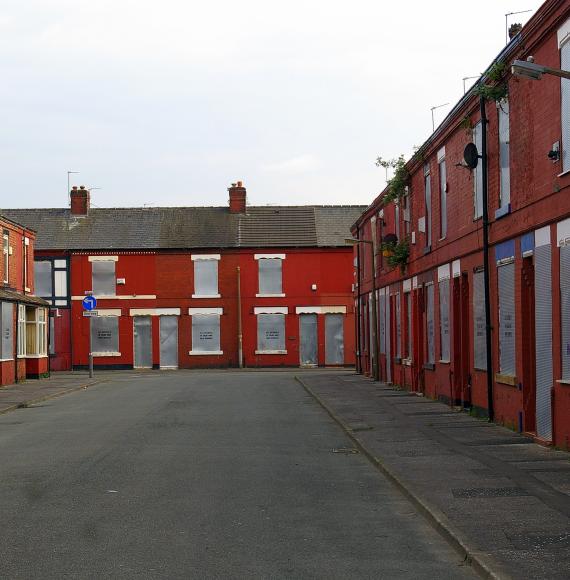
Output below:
[0,288,49,307]
[2,205,365,251]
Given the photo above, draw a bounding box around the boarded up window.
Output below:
[498,262,516,375]
[439,279,450,361]
[406,292,412,358]
[424,165,432,247]
[194,260,218,296]
[92,261,116,296]
[498,100,510,207]
[257,314,285,351]
[473,122,484,219]
[258,259,283,294]
[439,158,447,238]
[325,314,344,364]
[91,316,119,353]
[395,292,401,358]
[426,284,435,364]
[34,261,52,297]
[473,270,487,370]
[1,302,13,359]
[379,292,385,354]
[561,245,570,380]
[49,314,55,356]
[192,314,220,352]
[562,41,570,172]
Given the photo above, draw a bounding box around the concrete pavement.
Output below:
[0,370,476,579]
[298,372,570,580]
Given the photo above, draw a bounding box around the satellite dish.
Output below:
[463,143,480,169]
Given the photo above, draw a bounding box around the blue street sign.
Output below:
[82,296,97,311]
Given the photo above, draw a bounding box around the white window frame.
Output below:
[437,147,447,239]
[560,25,570,172]
[19,306,47,357]
[3,232,9,284]
[498,99,511,208]
[424,164,432,248]
[17,304,26,356]
[473,122,484,219]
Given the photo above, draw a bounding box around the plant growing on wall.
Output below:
[475,60,508,102]
[375,155,409,205]
[380,238,410,273]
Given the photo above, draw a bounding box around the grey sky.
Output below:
[1,0,540,209]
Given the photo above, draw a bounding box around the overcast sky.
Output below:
[0,0,540,209]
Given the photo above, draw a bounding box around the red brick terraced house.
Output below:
[5,184,364,372]
[0,214,49,386]
[351,0,570,449]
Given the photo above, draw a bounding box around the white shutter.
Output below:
[498,100,510,207]
[439,279,450,361]
[473,271,487,370]
[561,245,570,380]
[498,262,516,375]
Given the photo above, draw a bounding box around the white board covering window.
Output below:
[473,270,487,370]
[439,279,450,362]
[424,164,432,247]
[34,261,52,297]
[91,316,119,354]
[406,291,412,358]
[379,291,386,355]
[1,302,13,359]
[439,157,447,238]
[562,40,570,172]
[194,260,218,296]
[473,122,484,219]
[498,262,516,375]
[498,100,510,207]
[395,292,401,358]
[561,245,570,379]
[257,314,285,352]
[426,284,435,365]
[192,314,221,353]
[258,259,283,295]
[92,261,116,296]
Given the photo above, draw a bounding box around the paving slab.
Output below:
[0,372,105,414]
[297,372,570,580]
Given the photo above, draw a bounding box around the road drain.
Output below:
[332,448,359,454]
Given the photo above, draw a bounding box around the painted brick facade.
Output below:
[353,0,570,449]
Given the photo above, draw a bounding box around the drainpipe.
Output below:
[480,95,495,422]
[237,266,243,368]
[47,308,51,379]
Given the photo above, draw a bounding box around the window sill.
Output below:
[556,379,570,385]
[192,294,221,299]
[495,373,517,386]
[402,358,412,366]
[255,350,287,355]
[439,359,451,364]
[556,169,570,178]
[0,358,14,362]
[19,354,48,359]
[189,350,223,356]
[494,204,511,220]
[256,293,286,298]
[92,352,121,357]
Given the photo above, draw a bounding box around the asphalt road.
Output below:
[0,371,477,579]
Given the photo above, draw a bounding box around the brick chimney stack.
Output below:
[228,180,247,214]
[509,22,523,39]
[70,185,90,216]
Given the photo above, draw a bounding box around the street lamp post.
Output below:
[346,237,379,381]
